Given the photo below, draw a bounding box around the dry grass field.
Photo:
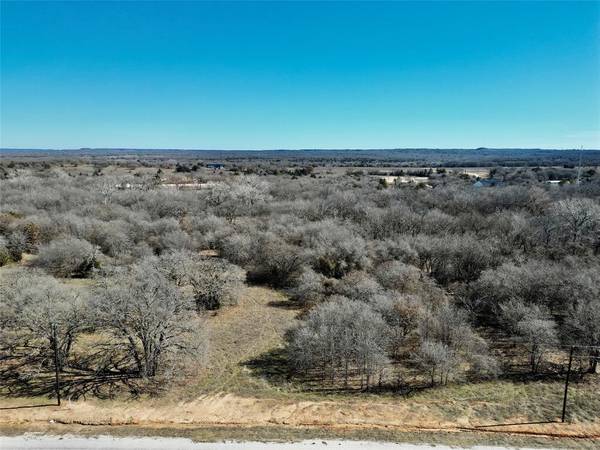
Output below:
[1,284,599,444]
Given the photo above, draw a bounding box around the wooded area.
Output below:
[0,155,598,400]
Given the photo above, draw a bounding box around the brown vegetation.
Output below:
[0,156,599,442]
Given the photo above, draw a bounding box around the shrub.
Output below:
[0,244,12,266]
[189,258,245,310]
[159,250,245,311]
[6,231,28,261]
[35,238,98,277]
[248,236,305,288]
[290,268,327,305]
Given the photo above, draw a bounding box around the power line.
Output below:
[51,323,61,407]
[561,346,574,422]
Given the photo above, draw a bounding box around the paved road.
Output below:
[0,435,553,450]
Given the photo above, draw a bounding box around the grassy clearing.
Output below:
[409,377,600,424]
[167,285,301,400]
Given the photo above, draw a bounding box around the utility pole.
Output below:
[561,346,574,423]
[51,323,61,406]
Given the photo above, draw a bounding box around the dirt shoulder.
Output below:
[1,391,598,441]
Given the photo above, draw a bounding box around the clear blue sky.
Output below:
[1,1,599,149]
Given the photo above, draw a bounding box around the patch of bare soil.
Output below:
[1,393,599,440]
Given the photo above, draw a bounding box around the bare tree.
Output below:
[416,303,497,384]
[501,300,558,373]
[415,340,457,386]
[159,250,244,310]
[563,298,600,373]
[549,198,600,252]
[288,297,390,389]
[374,261,423,293]
[210,176,271,222]
[249,235,305,287]
[97,176,118,206]
[516,318,558,373]
[301,220,368,278]
[0,269,89,371]
[189,260,244,311]
[290,268,328,305]
[93,260,204,378]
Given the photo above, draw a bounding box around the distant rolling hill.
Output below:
[1,147,599,167]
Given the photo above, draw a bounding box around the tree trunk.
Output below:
[126,334,143,376]
[589,351,598,374]
[344,360,349,388]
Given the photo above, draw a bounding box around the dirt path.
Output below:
[185,285,299,395]
[205,286,297,373]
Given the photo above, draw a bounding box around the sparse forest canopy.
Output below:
[0,153,599,398]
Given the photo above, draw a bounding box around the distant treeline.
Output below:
[1,148,600,167]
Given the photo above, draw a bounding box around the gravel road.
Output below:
[0,434,555,450]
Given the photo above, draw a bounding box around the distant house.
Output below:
[161,181,218,190]
[473,179,503,188]
[398,175,429,184]
[206,163,224,169]
[115,182,143,190]
[376,175,432,189]
[378,176,399,185]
